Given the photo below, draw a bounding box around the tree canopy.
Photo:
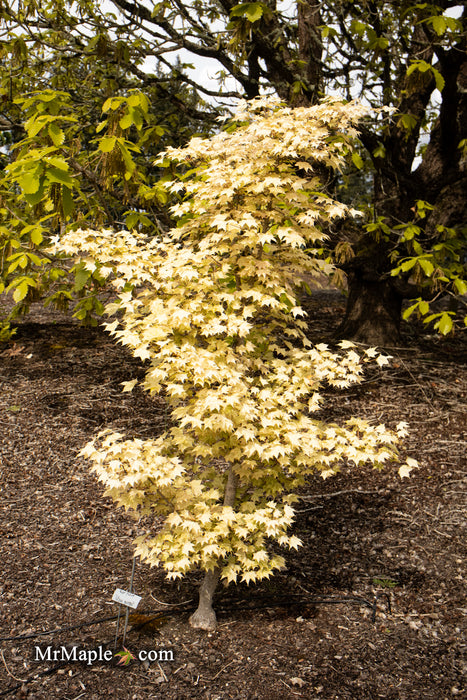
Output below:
[0,0,466,342]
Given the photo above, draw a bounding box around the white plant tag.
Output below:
[112,588,142,609]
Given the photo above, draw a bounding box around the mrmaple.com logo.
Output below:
[34,645,174,666]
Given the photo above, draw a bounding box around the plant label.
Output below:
[112,588,141,609]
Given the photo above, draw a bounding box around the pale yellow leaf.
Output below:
[121,379,138,393]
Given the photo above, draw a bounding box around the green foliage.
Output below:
[0,114,205,337]
[372,577,398,589]
[317,3,466,336]
[0,1,213,335]
[56,98,417,589]
[389,204,467,333]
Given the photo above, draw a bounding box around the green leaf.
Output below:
[372,143,386,159]
[453,278,467,295]
[351,152,364,169]
[230,2,264,23]
[26,252,44,266]
[101,97,113,113]
[47,156,69,170]
[128,94,141,108]
[30,228,44,245]
[415,199,435,218]
[48,122,65,146]
[402,301,418,320]
[400,258,417,272]
[291,80,304,95]
[432,67,445,92]
[117,141,136,176]
[430,15,446,36]
[376,36,389,50]
[137,93,149,115]
[419,300,429,315]
[125,211,153,230]
[372,577,397,588]
[417,60,431,73]
[418,258,434,276]
[321,26,337,38]
[72,308,87,321]
[46,167,74,187]
[407,61,444,92]
[351,20,367,36]
[24,188,45,206]
[401,225,420,241]
[397,114,417,132]
[13,280,30,302]
[74,266,91,292]
[436,312,453,335]
[119,112,134,130]
[26,115,50,138]
[37,89,65,103]
[18,168,43,194]
[98,136,117,153]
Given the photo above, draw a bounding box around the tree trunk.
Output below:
[338,270,403,347]
[189,467,238,631]
[188,567,221,631]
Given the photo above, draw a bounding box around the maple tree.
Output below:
[55,98,417,630]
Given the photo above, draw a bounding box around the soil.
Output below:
[0,292,465,700]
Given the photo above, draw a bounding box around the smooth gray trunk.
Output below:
[189,467,237,631]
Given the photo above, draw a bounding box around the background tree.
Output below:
[56,98,417,629]
[1,0,466,342]
[0,1,214,334]
[72,0,467,342]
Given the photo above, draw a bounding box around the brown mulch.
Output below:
[0,292,465,700]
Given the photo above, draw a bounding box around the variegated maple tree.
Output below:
[55,97,417,630]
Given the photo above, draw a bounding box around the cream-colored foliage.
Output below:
[56,97,417,584]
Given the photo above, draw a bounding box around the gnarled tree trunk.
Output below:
[338,271,403,347]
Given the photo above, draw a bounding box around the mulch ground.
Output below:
[0,292,465,699]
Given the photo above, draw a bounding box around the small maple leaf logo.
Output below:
[115,647,135,666]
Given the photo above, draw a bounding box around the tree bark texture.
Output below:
[338,271,403,347]
[189,467,238,631]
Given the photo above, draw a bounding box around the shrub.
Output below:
[55,97,417,629]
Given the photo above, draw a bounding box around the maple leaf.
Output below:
[115,647,135,666]
[121,379,138,392]
[399,457,419,478]
[399,464,413,478]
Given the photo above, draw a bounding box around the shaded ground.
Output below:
[0,292,465,699]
